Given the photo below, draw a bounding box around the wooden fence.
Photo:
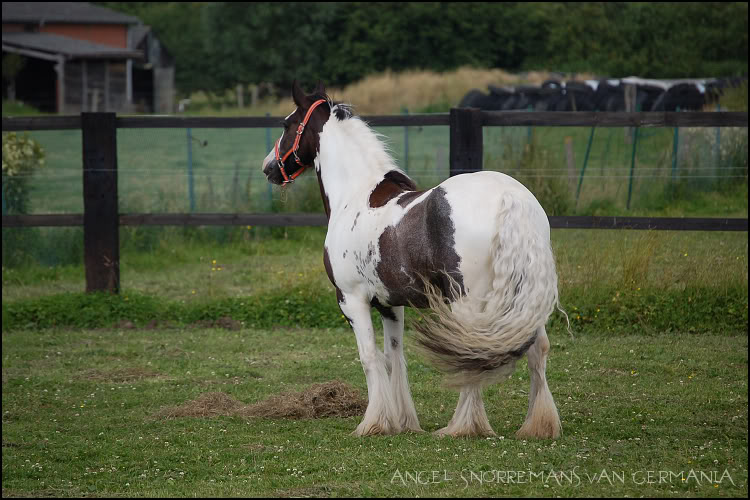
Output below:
[2,110,748,293]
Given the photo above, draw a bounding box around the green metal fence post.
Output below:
[575,126,596,209]
[671,106,680,182]
[265,112,273,207]
[1,176,6,215]
[626,126,640,210]
[186,128,196,212]
[714,102,721,182]
[403,108,409,173]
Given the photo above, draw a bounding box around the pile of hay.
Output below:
[154,380,366,420]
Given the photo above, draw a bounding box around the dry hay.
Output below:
[156,391,246,419]
[242,380,367,419]
[154,380,366,420]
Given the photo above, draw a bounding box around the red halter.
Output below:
[274,99,327,184]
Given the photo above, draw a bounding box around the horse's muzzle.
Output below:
[262,160,284,185]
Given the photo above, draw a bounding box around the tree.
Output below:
[97,2,748,95]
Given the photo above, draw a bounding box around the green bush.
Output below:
[2,132,45,214]
[2,132,47,267]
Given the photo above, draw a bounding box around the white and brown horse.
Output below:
[262,81,563,439]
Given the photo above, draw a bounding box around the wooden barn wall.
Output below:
[63,60,128,113]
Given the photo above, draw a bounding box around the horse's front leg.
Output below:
[381,306,422,432]
[340,296,401,436]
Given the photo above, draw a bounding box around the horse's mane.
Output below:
[311,93,354,121]
[316,93,410,182]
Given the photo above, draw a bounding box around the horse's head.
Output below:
[262,80,331,185]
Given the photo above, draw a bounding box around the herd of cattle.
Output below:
[458,76,747,112]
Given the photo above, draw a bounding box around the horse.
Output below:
[261,80,563,439]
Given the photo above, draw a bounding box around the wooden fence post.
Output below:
[82,112,120,293]
[449,107,483,176]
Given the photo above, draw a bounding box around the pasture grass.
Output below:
[3,228,748,337]
[3,227,747,301]
[2,324,747,498]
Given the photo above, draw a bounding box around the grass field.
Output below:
[3,67,747,497]
[2,324,747,498]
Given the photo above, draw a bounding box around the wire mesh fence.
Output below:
[2,114,747,269]
[5,121,746,217]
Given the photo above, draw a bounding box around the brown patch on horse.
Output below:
[375,187,464,307]
[370,296,398,322]
[316,167,331,219]
[324,246,351,322]
[397,190,426,207]
[368,170,418,208]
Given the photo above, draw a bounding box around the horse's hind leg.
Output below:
[435,385,495,437]
[382,306,422,432]
[516,326,561,439]
[341,297,401,436]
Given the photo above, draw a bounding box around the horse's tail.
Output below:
[412,191,560,388]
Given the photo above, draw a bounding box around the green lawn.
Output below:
[3,103,747,498]
[2,325,747,498]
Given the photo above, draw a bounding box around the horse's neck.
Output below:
[316,118,394,215]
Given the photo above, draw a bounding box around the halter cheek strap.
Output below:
[274,99,327,184]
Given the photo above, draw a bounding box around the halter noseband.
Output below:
[274,99,328,184]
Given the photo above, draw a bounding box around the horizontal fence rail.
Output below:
[2,111,747,293]
[3,213,749,231]
[3,111,747,131]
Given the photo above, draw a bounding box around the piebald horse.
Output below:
[262,81,563,439]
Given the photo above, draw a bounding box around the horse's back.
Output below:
[437,170,550,238]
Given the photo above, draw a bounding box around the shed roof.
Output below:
[2,2,140,25]
[2,32,143,60]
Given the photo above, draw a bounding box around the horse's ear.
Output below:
[314,80,326,96]
[292,79,307,107]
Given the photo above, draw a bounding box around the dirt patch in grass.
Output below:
[113,317,242,331]
[154,380,366,420]
[188,316,243,331]
[81,367,164,383]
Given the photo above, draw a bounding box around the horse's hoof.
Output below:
[403,424,424,433]
[352,419,400,436]
[515,424,561,440]
[399,417,423,433]
[433,426,496,438]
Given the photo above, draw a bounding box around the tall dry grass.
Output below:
[268,67,595,115]
[188,67,596,116]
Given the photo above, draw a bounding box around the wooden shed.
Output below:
[2,2,175,114]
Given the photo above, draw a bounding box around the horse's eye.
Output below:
[282,121,290,130]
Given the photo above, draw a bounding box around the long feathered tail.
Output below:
[413,192,560,388]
